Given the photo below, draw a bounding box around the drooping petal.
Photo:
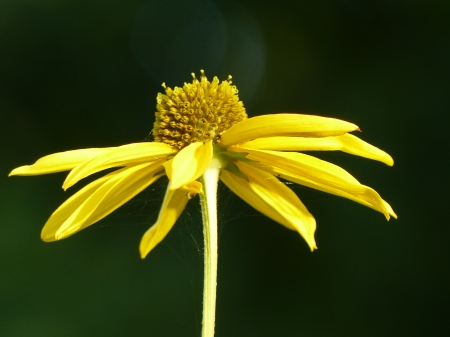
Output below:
[63,142,176,190]
[9,148,113,176]
[382,200,398,219]
[163,140,213,190]
[42,161,165,241]
[220,114,360,148]
[139,185,190,258]
[221,163,317,251]
[230,147,392,219]
[239,134,394,166]
[252,162,397,219]
[41,169,123,241]
[81,162,166,228]
[220,170,295,230]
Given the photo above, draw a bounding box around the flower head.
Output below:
[153,70,247,149]
[9,70,396,258]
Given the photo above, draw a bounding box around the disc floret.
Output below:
[152,70,248,149]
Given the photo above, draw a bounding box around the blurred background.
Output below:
[1,0,448,336]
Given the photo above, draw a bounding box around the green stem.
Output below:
[200,163,220,337]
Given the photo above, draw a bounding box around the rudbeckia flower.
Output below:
[9,70,396,258]
[10,70,396,336]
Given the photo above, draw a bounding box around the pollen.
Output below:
[152,70,248,149]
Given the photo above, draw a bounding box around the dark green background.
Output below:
[1,0,448,336]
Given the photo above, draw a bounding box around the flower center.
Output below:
[152,70,248,149]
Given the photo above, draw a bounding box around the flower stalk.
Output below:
[199,160,221,337]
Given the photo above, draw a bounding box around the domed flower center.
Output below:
[152,70,248,149]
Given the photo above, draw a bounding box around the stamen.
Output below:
[152,70,247,149]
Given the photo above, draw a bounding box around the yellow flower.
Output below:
[9,70,396,259]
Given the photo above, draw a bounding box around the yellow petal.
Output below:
[220,170,295,230]
[42,161,165,241]
[382,200,398,219]
[9,148,113,176]
[82,163,166,227]
[163,140,213,190]
[230,148,392,219]
[220,113,359,148]
[240,134,394,166]
[41,169,121,241]
[221,162,317,251]
[63,142,175,190]
[254,162,397,219]
[139,185,189,258]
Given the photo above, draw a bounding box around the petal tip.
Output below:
[305,236,317,252]
[8,166,26,176]
[62,182,69,190]
[41,231,56,242]
[139,239,152,259]
[62,179,75,191]
[380,152,394,166]
[139,250,148,259]
[139,227,156,259]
